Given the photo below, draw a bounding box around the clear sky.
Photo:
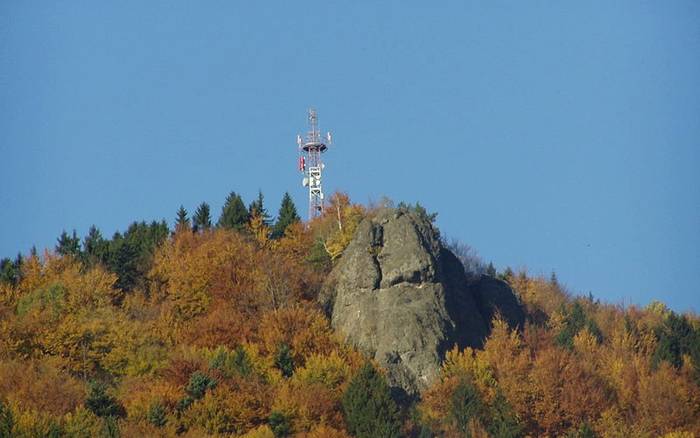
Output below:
[1,2,698,312]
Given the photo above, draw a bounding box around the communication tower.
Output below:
[297,108,332,220]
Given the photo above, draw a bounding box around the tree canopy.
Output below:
[192,202,212,233]
[217,191,249,232]
[271,192,300,239]
[0,192,698,437]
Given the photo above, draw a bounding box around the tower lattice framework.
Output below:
[297,108,332,220]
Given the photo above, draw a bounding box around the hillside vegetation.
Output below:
[0,191,698,437]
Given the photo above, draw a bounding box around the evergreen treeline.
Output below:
[2,191,302,303]
[0,192,698,437]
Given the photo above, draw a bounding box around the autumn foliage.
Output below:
[0,193,698,436]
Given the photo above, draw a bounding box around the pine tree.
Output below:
[217,192,249,232]
[85,381,124,418]
[82,225,109,267]
[486,392,522,438]
[342,363,401,438]
[192,202,212,233]
[451,378,484,436]
[108,220,169,292]
[271,192,300,239]
[0,399,13,438]
[248,190,271,226]
[56,230,81,258]
[185,372,217,400]
[652,312,700,376]
[147,402,167,428]
[269,411,291,438]
[175,205,190,232]
[0,255,22,286]
[274,343,295,378]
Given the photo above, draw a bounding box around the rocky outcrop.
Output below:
[319,207,523,398]
[470,275,525,331]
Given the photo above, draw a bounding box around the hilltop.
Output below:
[0,191,699,437]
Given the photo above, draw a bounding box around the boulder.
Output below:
[319,207,523,397]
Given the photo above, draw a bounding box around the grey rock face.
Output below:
[470,275,526,331]
[319,207,523,397]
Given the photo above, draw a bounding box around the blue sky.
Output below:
[1,1,698,312]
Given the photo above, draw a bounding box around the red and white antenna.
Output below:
[297,108,332,220]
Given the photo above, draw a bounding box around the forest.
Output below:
[0,190,699,438]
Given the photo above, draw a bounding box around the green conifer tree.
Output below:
[82,225,109,267]
[248,190,271,226]
[56,230,81,258]
[269,411,291,437]
[217,192,249,232]
[274,343,295,378]
[175,205,190,232]
[108,221,169,292]
[341,363,401,438]
[192,202,212,233]
[486,392,522,438]
[0,256,21,286]
[451,378,484,437]
[85,381,124,418]
[0,399,13,438]
[271,192,300,239]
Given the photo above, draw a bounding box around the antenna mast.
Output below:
[297,108,332,220]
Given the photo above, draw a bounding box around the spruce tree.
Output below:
[85,381,124,418]
[269,411,291,437]
[192,202,212,233]
[248,190,271,226]
[83,225,109,267]
[108,220,169,292]
[652,312,700,377]
[341,362,401,438]
[175,205,190,232]
[217,192,249,232]
[0,399,13,438]
[274,343,295,378]
[271,192,300,239]
[486,392,522,438]
[56,230,81,258]
[0,256,21,287]
[451,378,484,437]
[0,259,14,286]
